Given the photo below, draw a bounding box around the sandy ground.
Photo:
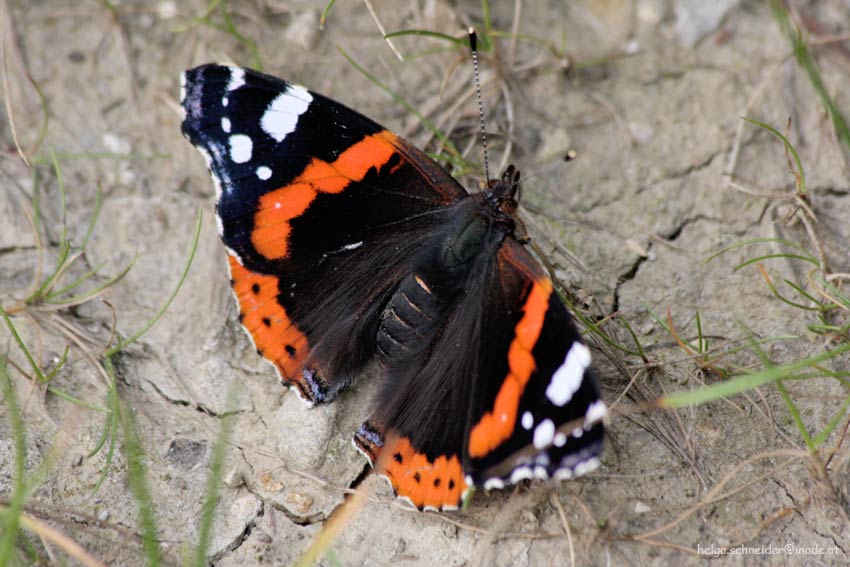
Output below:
[2,1,850,565]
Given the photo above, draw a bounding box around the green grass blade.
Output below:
[661,343,850,408]
[557,290,641,357]
[813,394,850,447]
[770,0,850,155]
[81,184,104,249]
[816,276,850,309]
[42,259,109,300]
[733,253,819,271]
[106,210,201,356]
[45,256,137,306]
[774,379,814,451]
[0,359,27,566]
[320,0,336,28]
[25,240,71,303]
[115,388,162,566]
[783,279,822,305]
[702,237,811,264]
[0,306,47,383]
[190,387,237,567]
[741,116,806,195]
[336,46,462,163]
[384,29,466,45]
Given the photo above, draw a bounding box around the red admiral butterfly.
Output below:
[180,64,606,511]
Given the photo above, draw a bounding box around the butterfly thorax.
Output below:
[376,191,511,369]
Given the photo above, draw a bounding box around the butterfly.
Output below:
[180,63,606,511]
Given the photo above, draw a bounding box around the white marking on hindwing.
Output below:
[221,117,231,133]
[552,468,573,481]
[228,134,253,163]
[545,342,591,406]
[256,166,272,180]
[553,432,567,447]
[533,419,555,449]
[521,411,533,430]
[261,85,313,143]
[574,457,601,477]
[510,466,533,484]
[585,400,608,427]
[483,478,504,490]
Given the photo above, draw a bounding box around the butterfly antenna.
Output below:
[520,150,578,186]
[469,28,491,183]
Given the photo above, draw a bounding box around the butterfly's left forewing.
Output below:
[181,64,467,404]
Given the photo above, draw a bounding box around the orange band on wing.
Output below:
[378,435,467,510]
[467,278,552,458]
[228,256,309,380]
[251,132,398,260]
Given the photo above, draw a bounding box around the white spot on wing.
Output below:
[521,411,533,430]
[553,432,567,447]
[545,342,591,406]
[533,419,555,449]
[179,72,187,104]
[229,134,253,163]
[261,86,313,143]
[227,67,245,91]
[510,466,533,483]
[256,166,272,180]
[585,400,608,426]
[342,241,363,251]
[552,468,573,481]
[574,457,601,477]
[483,478,504,490]
[221,117,231,132]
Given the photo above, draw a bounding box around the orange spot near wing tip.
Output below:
[468,278,554,458]
[226,255,309,379]
[377,435,466,510]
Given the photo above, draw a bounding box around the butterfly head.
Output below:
[484,164,521,218]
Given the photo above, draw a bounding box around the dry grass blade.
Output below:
[363,0,402,61]
[8,509,109,567]
[1,0,29,164]
[627,449,805,541]
[550,493,575,567]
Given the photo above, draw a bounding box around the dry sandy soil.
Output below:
[2,1,850,566]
